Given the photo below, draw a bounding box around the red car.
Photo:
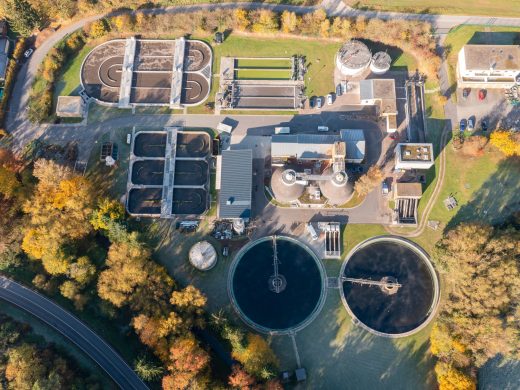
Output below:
[389,133,398,140]
[478,89,487,101]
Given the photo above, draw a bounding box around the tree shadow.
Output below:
[445,156,520,232]
[478,354,520,390]
[468,32,520,45]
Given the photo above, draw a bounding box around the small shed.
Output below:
[56,96,85,118]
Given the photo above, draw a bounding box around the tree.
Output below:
[251,10,279,33]
[0,166,20,199]
[134,356,163,381]
[5,344,46,389]
[86,19,110,39]
[228,365,256,389]
[90,197,125,231]
[436,223,520,366]
[132,314,169,361]
[165,336,210,389]
[233,9,250,31]
[354,166,384,197]
[0,0,42,37]
[68,256,96,286]
[170,285,207,328]
[490,130,520,156]
[111,14,134,32]
[232,334,279,379]
[434,362,476,390]
[280,11,297,34]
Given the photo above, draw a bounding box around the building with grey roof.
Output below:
[0,37,10,82]
[218,149,252,220]
[457,45,520,88]
[271,131,365,163]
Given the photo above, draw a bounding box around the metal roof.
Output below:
[218,149,252,219]
[0,38,9,80]
[340,130,365,162]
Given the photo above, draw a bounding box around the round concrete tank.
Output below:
[336,40,372,77]
[319,169,353,206]
[271,168,305,203]
[189,241,217,271]
[370,51,391,75]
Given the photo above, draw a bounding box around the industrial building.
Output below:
[218,149,253,220]
[56,96,85,118]
[457,45,520,88]
[394,143,434,170]
[370,52,392,75]
[393,182,423,225]
[0,37,9,83]
[271,130,365,163]
[360,79,398,132]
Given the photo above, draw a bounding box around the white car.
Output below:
[327,94,333,105]
[23,48,34,59]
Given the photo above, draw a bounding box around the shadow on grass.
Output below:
[468,32,520,45]
[478,354,520,390]
[445,156,520,231]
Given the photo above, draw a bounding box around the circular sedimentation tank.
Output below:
[340,236,439,338]
[229,236,326,334]
[370,51,392,75]
[336,40,372,77]
[189,241,217,271]
[271,168,305,203]
[319,168,353,206]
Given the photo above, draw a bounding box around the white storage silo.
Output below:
[336,40,372,77]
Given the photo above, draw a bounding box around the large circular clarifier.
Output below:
[229,236,326,334]
[340,236,439,337]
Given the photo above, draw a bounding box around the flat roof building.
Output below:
[394,182,423,199]
[0,38,9,82]
[359,79,397,132]
[218,149,252,220]
[395,143,434,170]
[271,131,365,163]
[457,45,520,88]
[56,96,85,118]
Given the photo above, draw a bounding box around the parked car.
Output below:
[316,97,322,109]
[459,119,467,132]
[336,84,342,96]
[326,93,333,105]
[478,89,487,101]
[222,246,229,257]
[468,118,475,130]
[381,181,389,195]
[352,165,363,173]
[341,80,348,94]
[462,88,471,100]
[23,48,34,59]
[389,132,398,140]
[309,96,316,109]
[481,120,488,132]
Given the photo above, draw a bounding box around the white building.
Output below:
[457,45,520,88]
[394,143,434,170]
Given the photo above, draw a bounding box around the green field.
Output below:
[234,68,292,80]
[235,58,292,69]
[54,45,92,97]
[347,0,520,17]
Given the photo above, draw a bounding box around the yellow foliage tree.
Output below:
[434,362,476,390]
[490,130,520,156]
[233,9,250,31]
[232,333,279,379]
[90,197,125,231]
[280,11,297,34]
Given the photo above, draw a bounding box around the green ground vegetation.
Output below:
[347,0,520,17]
[234,69,293,80]
[444,25,520,95]
[235,58,292,69]
[54,45,92,97]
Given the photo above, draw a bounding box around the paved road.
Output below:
[6,1,520,151]
[0,276,148,390]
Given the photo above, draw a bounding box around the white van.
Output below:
[317,126,329,132]
[275,127,291,134]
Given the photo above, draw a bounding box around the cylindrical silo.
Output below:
[189,241,217,271]
[319,169,353,206]
[335,40,372,77]
[271,168,305,203]
[370,51,391,75]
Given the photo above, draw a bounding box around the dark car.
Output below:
[481,120,488,132]
[309,96,316,109]
[459,119,467,132]
[462,88,471,100]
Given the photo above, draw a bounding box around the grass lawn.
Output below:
[87,103,132,124]
[444,25,520,94]
[54,45,92,97]
[234,69,292,80]
[86,127,132,199]
[347,0,520,17]
[235,58,292,69]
